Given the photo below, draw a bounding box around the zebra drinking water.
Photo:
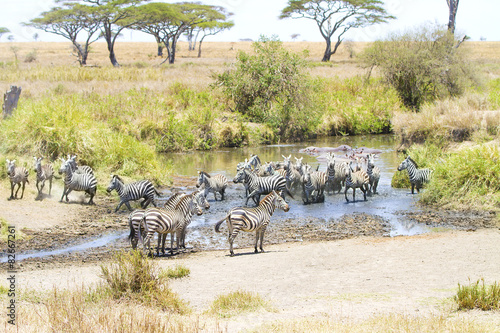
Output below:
[214,190,290,256]
[58,157,97,205]
[6,159,29,200]
[196,171,228,201]
[366,154,381,195]
[33,157,55,199]
[107,175,160,212]
[397,156,432,194]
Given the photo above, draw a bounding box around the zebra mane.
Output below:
[199,171,211,178]
[259,190,278,205]
[250,154,261,164]
[113,174,124,183]
[164,192,184,207]
[175,193,194,209]
[407,156,419,168]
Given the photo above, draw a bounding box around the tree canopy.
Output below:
[280,0,394,61]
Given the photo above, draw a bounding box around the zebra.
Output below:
[397,156,432,194]
[332,158,349,194]
[6,159,29,200]
[196,171,228,201]
[264,162,287,178]
[325,153,336,195]
[247,154,261,170]
[301,164,327,204]
[33,157,55,199]
[140,193,203,256]
[214,190,290,256]
[58,157,97,205]
[366,154,381,195]
[233,167,293,206]
[344,160,370,203]
[282,155,301,192]
[106,175,160,212]
[68,154,94,175]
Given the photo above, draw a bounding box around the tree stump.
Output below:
[3,85,22,118]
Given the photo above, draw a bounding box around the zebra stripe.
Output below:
[33,157,54,198]
[325,153,336,194]
[233,168,293,206]
[6,159,29,200]
[345,161,370,202]
[282,155,301,192]
[107,175,159,212]
[214,190,290,256]
[196,171,228,201]
[59,157,97,205]
[366,154,381,195]
[140,193,203,256]
[301,164,327,204]
[397,156,432,194]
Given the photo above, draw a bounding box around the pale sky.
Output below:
[1,0,499,43]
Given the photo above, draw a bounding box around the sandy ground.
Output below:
[1,179,500,331]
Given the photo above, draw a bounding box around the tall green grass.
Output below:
[455,279,500,311]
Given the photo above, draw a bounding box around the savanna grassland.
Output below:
[1,41,500,333]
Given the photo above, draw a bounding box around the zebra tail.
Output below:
[214,216,228,233]
[128,217,135,242]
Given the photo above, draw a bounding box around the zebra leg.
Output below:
[20,181,26,199]
[362,187,367,201]
[254,230,260,253]
[411,183,415,194]
[220,189,225,201]
[352,188,356,202]
[48,178,52,196]
[228,229,240,257]
[9,181,15,199]
[124,201,133,212]
[344,187,349,203]
[14,182,21,199]
[87,189,95,205]
[60,187,67,202]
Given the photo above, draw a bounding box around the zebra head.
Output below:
[195,189,210,210]
[367,154,376,168]
[58,157,71,175]
[397,156,410,171]
[107,175,122,193]
[189,194,204,216]
[196,171,207,188]
[233,168,247,183]
[326,153,335,170]
[295,157,303,174]
[6,159,16,175]
[33,156,43,170]
[272,191,290,212]
[301,164,312,183]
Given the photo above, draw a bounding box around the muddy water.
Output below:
[164,134,430,244]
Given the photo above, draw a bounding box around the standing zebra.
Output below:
[344,161,370,203]
[196,171,228,201]
[233,168,293,206]
[301,164,327,204]
[107,175,160,212]
[282,155,301,192]
[397,156,432,194]
[325,153,336,195]
[366,154,381,195]
[215,190,290,256]
[140,193,203,256]
[6,159,29,200]
[33,157,55,199]
[59,157,97,205]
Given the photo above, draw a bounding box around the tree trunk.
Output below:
[103,26,119,67]
[3,86,22,119]
[155,36,163,56]
[447,0,459,34]
[108,44,119,67]
[322,38,332,62]
[197,36,205,58]
[169,39,177,64]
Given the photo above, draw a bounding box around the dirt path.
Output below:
[11,228,500,331]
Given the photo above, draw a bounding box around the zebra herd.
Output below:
[4,151,432,257]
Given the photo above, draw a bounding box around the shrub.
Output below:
[160,265,190,279]
[214,36,320,140]
[100,250,188,313]
[455,279,500,311]
[360,24,481,111]
[24,49,37,63]
[207,290,269,318]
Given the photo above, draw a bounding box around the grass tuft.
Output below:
[455,278,500,311]
[207,290,270,318]
[160,264,191,279]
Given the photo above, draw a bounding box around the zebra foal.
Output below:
[33,157,56,199]
[59,157,97,205]
[196,171,228,201]
[107,175,159,212]
[397,156,432,194]
[6,159,29,200]
[214,190,290,256]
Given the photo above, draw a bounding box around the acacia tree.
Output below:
[280,0,394,62]
[195,20,234,58]
[26,4,100,65]
[446,0,459,34]
[131,2,224,64]
[69,0,144,67]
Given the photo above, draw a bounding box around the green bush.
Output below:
[214,36,320,140]
[360,25,481,111]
